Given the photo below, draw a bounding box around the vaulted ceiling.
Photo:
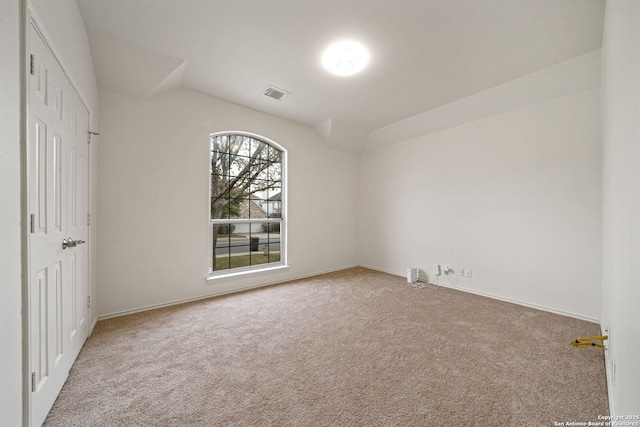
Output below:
[76,0,605,152]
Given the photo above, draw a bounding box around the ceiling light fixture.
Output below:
[322,40,369,76]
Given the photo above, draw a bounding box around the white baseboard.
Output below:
[359,264,600,324]
[97,264,359,321]
[98,262,599,325]
[89,316,98,335]
[358,264,403,278]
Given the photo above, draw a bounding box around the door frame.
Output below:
[23,6,94,426]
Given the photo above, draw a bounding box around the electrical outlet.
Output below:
[298,260,304,268]
[458,268,465,276]
[465,269,472,278]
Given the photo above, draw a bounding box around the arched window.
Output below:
[210,132,285,275]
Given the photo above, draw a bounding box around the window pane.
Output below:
[255,139,270,160]
[212,221,282,271]
[250,137,262,158]
[249,178,268,195]
[267,161,281,183]
[261,222,281,264]
[229,154,249,178]
[265,185,282,217]
[271,148,282,164]
[212,224,231,271]
[237,137,251,157]
[228,135,243,155]
[213,223,249,271]
[211,145,229,177]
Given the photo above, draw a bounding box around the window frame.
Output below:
[207,131,287,279]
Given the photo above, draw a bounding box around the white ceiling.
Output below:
[76,0,604,152]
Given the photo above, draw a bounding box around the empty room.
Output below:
[1,0,639,426]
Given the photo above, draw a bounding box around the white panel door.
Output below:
[66,75,90,365]
[27,23,90,427]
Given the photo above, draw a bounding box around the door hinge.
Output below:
[31,372,36,392]
[87,296,91,309]
[30,54,35,75]
[30,214,35,233]
[87,213,91,226]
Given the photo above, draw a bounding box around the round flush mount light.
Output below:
[322,40,370,76]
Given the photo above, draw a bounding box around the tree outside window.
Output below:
[210,133,284,272]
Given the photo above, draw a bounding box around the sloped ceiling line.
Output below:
[77,0,605,153]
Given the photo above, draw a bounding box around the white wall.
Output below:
[0,1,25,424]
[601,0,640,416]
[359,59,602,321]
[367,50,601,151]
[97,88,358,316]
[29,0,100,327]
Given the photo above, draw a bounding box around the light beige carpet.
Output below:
[44,267,608,426]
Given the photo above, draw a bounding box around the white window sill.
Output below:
[206,264,289,283]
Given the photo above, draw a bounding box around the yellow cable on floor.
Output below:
[571,335,608,349]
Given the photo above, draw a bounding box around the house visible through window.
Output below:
[210,133,285,274]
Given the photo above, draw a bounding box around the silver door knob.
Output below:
[62,238,86,250]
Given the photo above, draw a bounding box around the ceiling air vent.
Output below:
[263,85,290,101]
